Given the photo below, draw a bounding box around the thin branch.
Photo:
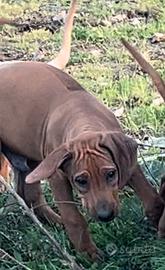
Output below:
[137,142,165,150]
[0,176,84,270]
[138,149,159,187]
[1,200,81,212]
[0,248,32,270]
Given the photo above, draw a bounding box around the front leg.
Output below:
[128,164,164,228]
[49,172,103,260]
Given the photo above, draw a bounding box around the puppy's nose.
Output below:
[97,210,114,222]
[96,201,115,222]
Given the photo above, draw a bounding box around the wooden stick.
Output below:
[0,176,84,270]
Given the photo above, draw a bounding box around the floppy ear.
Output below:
[26,145,72,184]
[100,132,138,188]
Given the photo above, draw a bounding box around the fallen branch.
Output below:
[0,176,84,270]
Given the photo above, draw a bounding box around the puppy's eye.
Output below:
[74,176,88,187]
[105,169,116,182]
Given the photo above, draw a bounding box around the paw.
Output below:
[86,245,105,262]
[158,230,165,238]
[90,248,105,261]
[158,208,165,238]
[145,196,164,228]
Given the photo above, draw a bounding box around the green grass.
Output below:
[0,0,165,269]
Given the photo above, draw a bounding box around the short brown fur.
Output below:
[0,61,164,259]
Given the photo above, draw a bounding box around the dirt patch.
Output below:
[13,10,65,34]
[0,2,68,61]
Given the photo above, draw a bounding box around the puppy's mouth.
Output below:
[91,203,118,223]
[80,197,118,222]
[94,209,118,223]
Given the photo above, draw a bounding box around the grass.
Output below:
[0,0,165,269]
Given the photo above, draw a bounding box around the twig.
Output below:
[0,248,32,270]
[0,176,84,270]
[119,99,164,185]
[138,149,159,187]
[137,142,165,150]
[1,200,81,212]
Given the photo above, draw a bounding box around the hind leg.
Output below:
[158,176,165,237]
[14,168,62,225]
[0,142,9,193]
[128,165,164,228]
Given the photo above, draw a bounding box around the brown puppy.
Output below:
[121,38,165,238]
[0,16,164,260]
[19,64,163,259]
[1,63,164,261]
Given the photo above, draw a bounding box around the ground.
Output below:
[0,0,165,269]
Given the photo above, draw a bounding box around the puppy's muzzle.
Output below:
[96,200,116,222]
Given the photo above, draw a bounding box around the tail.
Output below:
[48,0,77,70]
[121,38,165,101]
[0,17,19,26]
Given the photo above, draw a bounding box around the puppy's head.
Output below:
[26,132,138,222]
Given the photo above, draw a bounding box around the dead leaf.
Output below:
[52,10,66,23]
[111,14,127,24]
[101,19,111,27]
[113,106,124,117]
[152,96,164,106]
[88,46,102,57]
[150,33,165,44]
[130,17,141,26]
